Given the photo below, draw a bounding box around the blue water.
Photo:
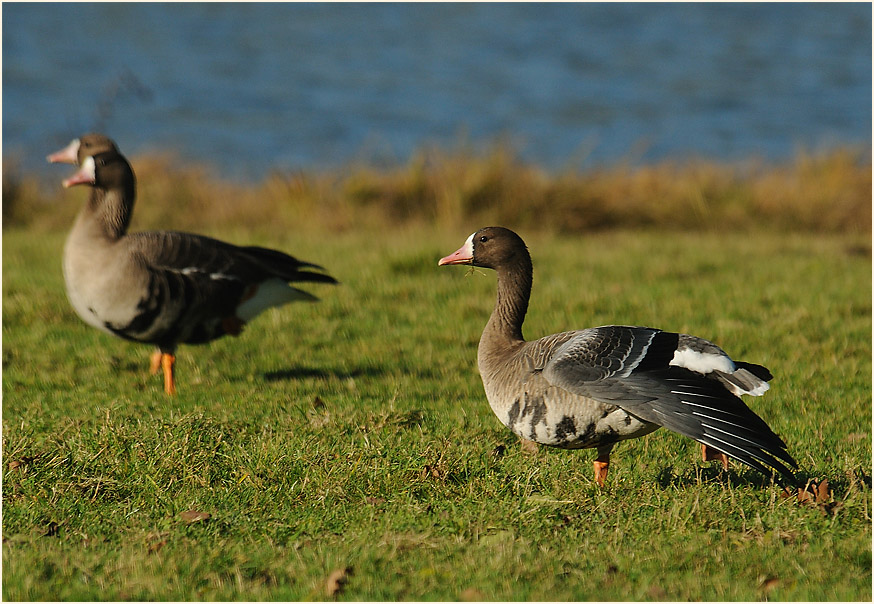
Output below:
[3,3,871,183]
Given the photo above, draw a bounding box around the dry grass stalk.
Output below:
[5,144,869,235]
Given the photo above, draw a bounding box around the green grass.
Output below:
[2,226,870,601]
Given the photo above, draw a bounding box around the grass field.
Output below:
[2,214,870,600]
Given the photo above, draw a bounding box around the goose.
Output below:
[439,227,797,486]
[48,134,337,395]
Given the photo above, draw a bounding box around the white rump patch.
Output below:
[237,278,316,321]
[670,347,735,375]
[741,381,769,397]
[731,368,770,396]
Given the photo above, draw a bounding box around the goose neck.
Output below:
[484,258,532,344]
[82,182,135,241]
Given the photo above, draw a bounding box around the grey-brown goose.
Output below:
[439,227,797,486]
[48,133,337,395]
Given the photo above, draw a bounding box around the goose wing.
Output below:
[131,231,335,287]
[110,231,334,344]
[540,325,797,484]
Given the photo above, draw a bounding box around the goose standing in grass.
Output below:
[439,226,797,486]
[48,134,337,395]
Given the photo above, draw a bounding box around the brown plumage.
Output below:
[439,226,796,486]
[48,133,336,394]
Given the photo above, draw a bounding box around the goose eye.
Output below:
[479,235,488,242]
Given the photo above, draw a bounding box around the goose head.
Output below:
[61,150,131,190]
[438,226,529,271]
[47,133,119,166]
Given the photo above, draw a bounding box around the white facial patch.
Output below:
[62,156,97,188]
[670,347,735,375]
[464,232,476,254]
[81,156,96,177]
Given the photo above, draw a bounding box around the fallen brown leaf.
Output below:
[325,566,352,597]
[759,575,780,593]
[420,464,442,479]
[520,439,539,455]
[7,456,36,472]
[179,510,211,524]
[788,479,832,504]
[782,478,841,516]
[783,478,831,504]
[460,587,486,601]
[147,539,167,554]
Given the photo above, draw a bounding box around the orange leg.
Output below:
[593,444,613,487]
[149,349,162,375]
[160,353,177,395]
[702,444,729,471]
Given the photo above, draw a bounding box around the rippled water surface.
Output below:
[4,3,871,181]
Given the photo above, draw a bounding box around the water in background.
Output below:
[3,3,871,182]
